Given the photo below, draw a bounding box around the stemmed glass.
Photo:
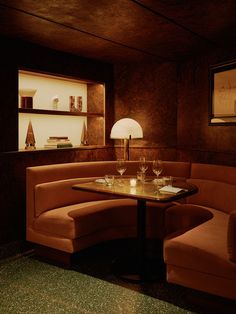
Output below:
[116,159,127,184]
[138,157,148,174]
[152,160,163,178]
[152,160,163,194]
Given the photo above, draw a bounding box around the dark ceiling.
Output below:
[0,0,236,63]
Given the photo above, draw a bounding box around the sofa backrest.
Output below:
[187,163,236,214]
[27,161,120,225]
[34,177,116,217]
[158,161,191,178]
[26,160,191,225]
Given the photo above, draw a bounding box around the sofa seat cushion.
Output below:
[33,199,138,239]
[164,207,236,280]
[33,198,173,240]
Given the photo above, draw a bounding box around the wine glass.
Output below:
[138,157,148,174]
[152,160,163,193]
[152,160,163,178]
[116,159,127,183]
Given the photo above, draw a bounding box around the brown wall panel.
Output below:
[113,62,178,150]
[177,48,236,166]
[114,146,177,162]
[113,51,236,166]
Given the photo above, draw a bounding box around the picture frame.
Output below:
[209,60,236,125]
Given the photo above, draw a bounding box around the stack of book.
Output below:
[44,136,73,148]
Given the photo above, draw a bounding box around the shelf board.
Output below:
[19,108,104,117]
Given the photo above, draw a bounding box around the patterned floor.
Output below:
[0,240,235,314]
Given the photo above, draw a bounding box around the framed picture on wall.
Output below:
[209,60,236,125]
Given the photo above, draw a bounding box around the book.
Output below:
[47,139,71,143]
[47,137,70,142]
[57,143,73,148]
[44,143,73,148]
[48,136,69,140]
[44,136,72,148]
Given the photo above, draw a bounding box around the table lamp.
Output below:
[110,118,143,160]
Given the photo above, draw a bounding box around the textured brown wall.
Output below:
[87,83,106,145]
[113,51,236,166]
[177,49,236,166]
[113,62,178,160]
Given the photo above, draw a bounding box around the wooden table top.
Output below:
[72,177,198,203]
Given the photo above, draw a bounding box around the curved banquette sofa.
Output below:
[164,162,236,301]
[26,160,189,266]
[26,160,236,300]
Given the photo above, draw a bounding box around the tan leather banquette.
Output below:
[26,160,190,266]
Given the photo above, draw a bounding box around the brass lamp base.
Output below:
[124,136,131,160]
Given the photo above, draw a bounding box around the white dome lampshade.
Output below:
[110,118,143,160]
[110,118,143,139]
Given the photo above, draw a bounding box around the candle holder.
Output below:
[130,178,137,187]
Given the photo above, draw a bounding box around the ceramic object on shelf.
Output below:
[52,95,59,110]
[77,96,83,112]
[69,96,76,112]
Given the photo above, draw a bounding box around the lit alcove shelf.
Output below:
[18,70,105,150]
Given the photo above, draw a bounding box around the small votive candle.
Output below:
[130,178,137,187]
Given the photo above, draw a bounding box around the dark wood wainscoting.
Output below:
[177,148,236,167]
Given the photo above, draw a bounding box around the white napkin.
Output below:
[159,186,183,194]
[95,178,106,184]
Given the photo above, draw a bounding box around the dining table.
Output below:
[72,176,198,283]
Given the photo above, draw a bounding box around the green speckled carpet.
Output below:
[0,240,235,314]
[0,255,191,314]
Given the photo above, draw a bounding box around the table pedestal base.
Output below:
[112,199,166,283]
[112,255,166,283]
